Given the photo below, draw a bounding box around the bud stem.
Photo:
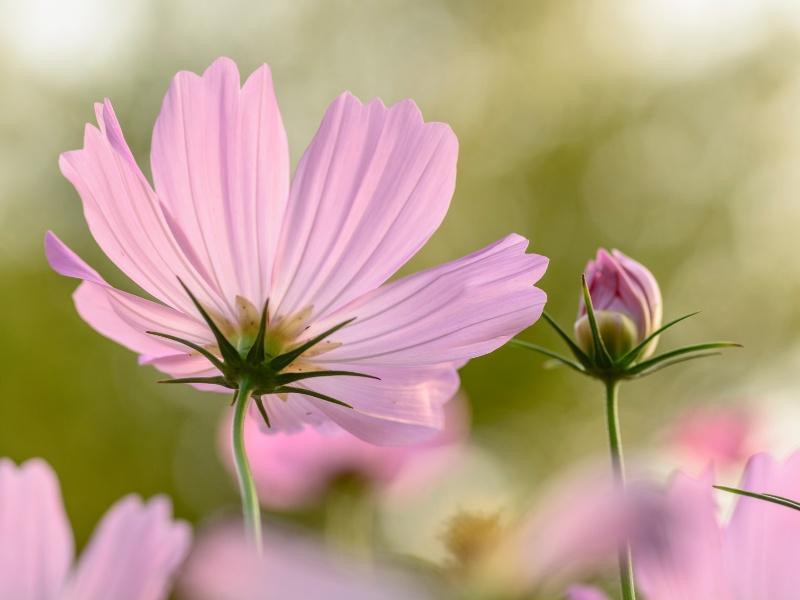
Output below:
[232,378,263,553]
[605,379,636,600]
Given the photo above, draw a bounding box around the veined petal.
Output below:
[59,101,227,319]
[61,496,190,600]
[46,232,213,359]
[0,459,74,600]
[312,234,547,366]
[151,57,289,307]
[276,365,460,445]
[272,92,458,321]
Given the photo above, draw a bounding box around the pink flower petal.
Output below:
[725,452,800,599]
[58,100,228,319]
[272,92,458,322]
[151,57,289,308]
[0,459,74,600]
[634,472,730,600]
[178,523,435,600]
[313,234,547,366]
[61,496,190,600]
[47,232,213,361]
[289,365,460,444]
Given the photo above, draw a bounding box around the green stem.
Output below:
[232,378,262,552]
[605,380,636,600]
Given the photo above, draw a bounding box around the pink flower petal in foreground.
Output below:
[46,57,548,444]
[219,393,468,509]
[633,452,800,600]
[177,523,437,600]
[0,458,190,600]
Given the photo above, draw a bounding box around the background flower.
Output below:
[632,452,800,599]
[0,458,190,600]
[177,522,438,600]
[218,393,468,509]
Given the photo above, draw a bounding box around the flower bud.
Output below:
[575,311,639,360]
[577,249,662,359]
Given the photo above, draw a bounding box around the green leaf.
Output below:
[629,342,741,375]
[714,486,800,512]
[581,274,613,367]
[147,331,226,373]
[508,339,586,373]
[616,311,700,367]
[157,375,231,387]
[253,395,271,428]
[541,312,592,367]
[275,370,380,385]
[177,278,241,367]
[270,318,355,372]
[275,385,354,409]
[245,299,270,364]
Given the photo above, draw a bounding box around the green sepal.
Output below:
[253,395,271,428]
[628,342,741,376]
[581,275,614,367]
[270,318,355,372]
[509,339,586,374]
[616,311,700,368]
[146,330,227,373]
[629,351,722,378]
[245,300,270,364]
[714,486,800,512]
[158,376,232,387]
[275,369,380,385]
[275,385,354,409]
[542,312,592,367]
[177,278,241,367]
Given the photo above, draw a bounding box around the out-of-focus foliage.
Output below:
[2,0,800,577]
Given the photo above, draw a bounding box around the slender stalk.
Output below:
[605,380,636,600]
[231,378,262,552]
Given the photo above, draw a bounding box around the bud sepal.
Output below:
[510,276,740,381]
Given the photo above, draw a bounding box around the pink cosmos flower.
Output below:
[177,522,437,600]
[45,57,547,444]
[570,451,800,600]
[576,248,662,359]
[219,393,468,509]
[667,405,756,471]
[0,458,190,600]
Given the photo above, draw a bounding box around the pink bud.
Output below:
[577,249,662,359]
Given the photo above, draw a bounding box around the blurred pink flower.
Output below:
[178,523,437,600]
[633,452,800,599]
[577,248,662,359]
[0,458,190,600]
[667,406,756,470]
[219,393,468,509]
[45,56,547,444]
[515,467,631,591]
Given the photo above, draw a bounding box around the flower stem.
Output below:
[605,379,636,600]
[232,378,262,552]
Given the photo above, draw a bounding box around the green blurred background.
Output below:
[2,0,800,560]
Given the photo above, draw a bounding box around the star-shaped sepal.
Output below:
[147,280,377,427]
